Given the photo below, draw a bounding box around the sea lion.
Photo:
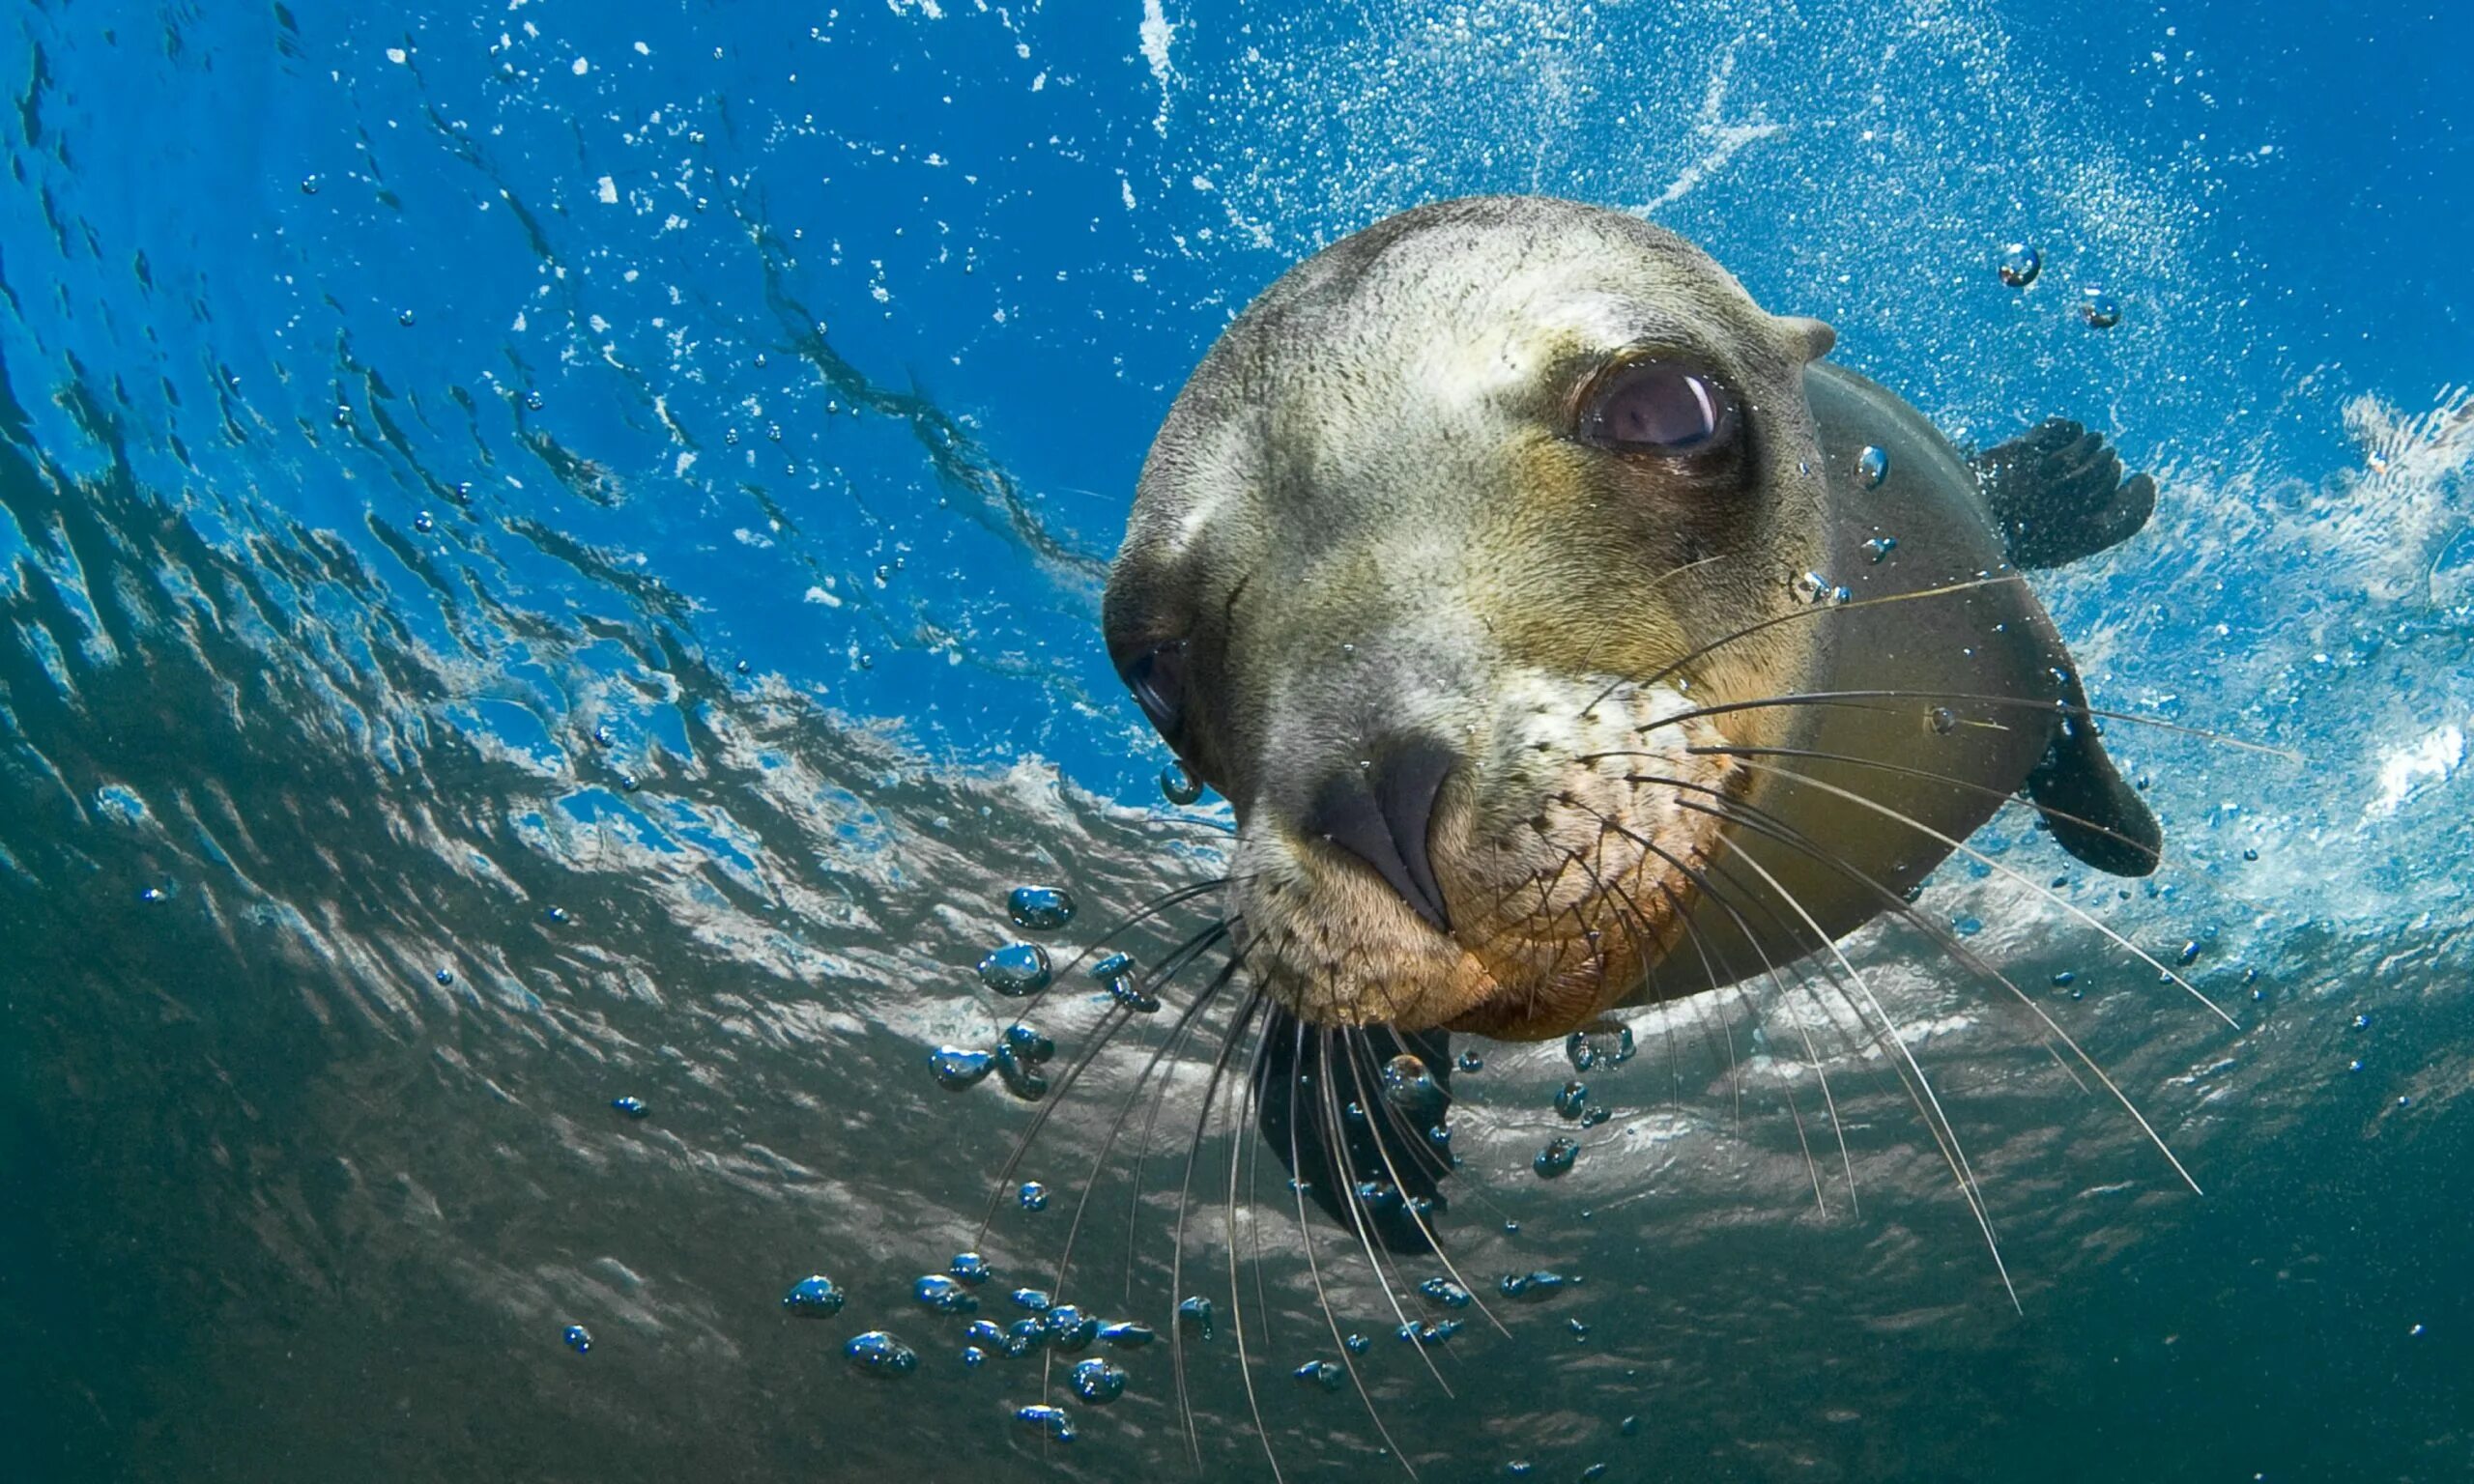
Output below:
[1103,196,2158,1239]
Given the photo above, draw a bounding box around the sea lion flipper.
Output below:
[2025,666,2162,876]
[1252,1005,1453,1252]
[1971,417,2158,569]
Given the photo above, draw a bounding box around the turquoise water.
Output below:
[2,3,2470,1480]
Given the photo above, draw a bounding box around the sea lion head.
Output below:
[1106,195,1843,1040]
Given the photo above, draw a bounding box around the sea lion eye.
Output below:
[1578,358,1739,454]
[1119,639,1190,742]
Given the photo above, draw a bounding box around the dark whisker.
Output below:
[1171,988,1268,1472]
[1288,1020,1424,1479]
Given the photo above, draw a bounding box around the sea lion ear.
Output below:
[1774,315,1836,362]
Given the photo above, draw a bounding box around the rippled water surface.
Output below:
[4,3,2471,1480]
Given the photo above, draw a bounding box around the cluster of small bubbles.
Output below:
[1018,1181,1049,1213]
[2079,290,2122,328]
[1565,1023,1634,1072]
[1176,1296,1216,1340]
[765,423,782,442]
[1863,536,1899,562]
[1419,1277,1472,1308]
[1554,1080,1589,1121]
[1455,1049,1484,1073]
[1856,445,1890,488]
[1997,243,2042,288]
[913,1275,979,1315]
[1380,1053,1446,1122]
[949,1251,992,1287]
[1046,1306,1100,1352]
[976,941,1051,997]
[1927,706,1958,736]
[1498,1270,1577,1302]
[413,510,436,534]
[1396,1319,1462,1347]
[1160,759,1204,805]
[1070,1356,1128,1403]
[929,1045,994,1090]
[1094,953,1159,1013]
[1534,1137,1580,1179]
[1015,1404,1076,1442]
[561,1324,592,1354]
[1293,1358,1345,1391]
[1007,885,1076,930]
[1099,1321,1154,1349]
[610,1096,649,1120]
[844,1331,918,1378]
[996,1025,1057,1099]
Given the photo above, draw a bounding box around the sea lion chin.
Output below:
[1105,194,2159,1042]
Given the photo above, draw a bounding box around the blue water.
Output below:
[2,3,2470,1480]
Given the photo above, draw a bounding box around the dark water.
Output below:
[4,2,2473,1480]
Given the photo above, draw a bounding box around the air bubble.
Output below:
[1792,570,1830,604]
[1534,1136,1579,1179]
[1018,1181,1049,1212]
[1927,706,1958,736]
[1177,1295,1216,1340]
[2079,290,2122,329]
[1007,885,1076,930]
[1161,760,1203,805]
[844,1331,918,1378]
[977,942,1051,996]
[1420,1278,1472,1309]
[1294,1358,1345,1391]
[1997,243,2042,288]
[1554,1080,1589,1121]
[1863,536,1898,562]
[949,1251,992,1287]
[1099,1321,1155,1349]
[1380,1053,1446,1123]
[1856,445,1889,488]
[1498,1270,1574,1301]
[914,1275,978,1314]
[930,1045,994,1090]
[1045,1305,1100,1352]
[1565,1023,1633,1072]
[1015,1404,1076,1442]
[1071,1356,1128,1403]
[414,511,435,533]
[610,1096,649,1120]
[783,1275,846,1316]
[561,1325,591,1354]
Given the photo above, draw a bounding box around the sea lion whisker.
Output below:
[1222,999,1287,1484]
[1565,801,1855,1215]
[1680,742,2165,862]
[1314,1029,1457,1399]
[1697,828,2020,1308]
[1287,1022,1426,1479]
[1040,926,1237,1324]
[1335,1031,1512,1339]
[1711,756,2238,1030]
[1123,946,1250,1307]
[974,1001,1138,1241]
[1578,575,2027,720]
[1661,785,2206,1198]
[1170,989,1267,1470]
[1006,875,1235,1014]
[1597,689,2303,762]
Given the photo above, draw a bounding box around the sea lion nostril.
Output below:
[1301,735,1456,934]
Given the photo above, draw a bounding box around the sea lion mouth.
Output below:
[1226,676,1742,1040]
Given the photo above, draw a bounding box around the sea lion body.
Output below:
[1107,195,2155,1041]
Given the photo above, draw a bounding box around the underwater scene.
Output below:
[3,1,2470,1480]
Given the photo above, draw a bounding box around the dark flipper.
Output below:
[1972,418,2157,569]
[2027,667,2161,876]
[1253,1006,1453,1254]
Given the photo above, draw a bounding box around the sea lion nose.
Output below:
[1300,734,1456,935]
